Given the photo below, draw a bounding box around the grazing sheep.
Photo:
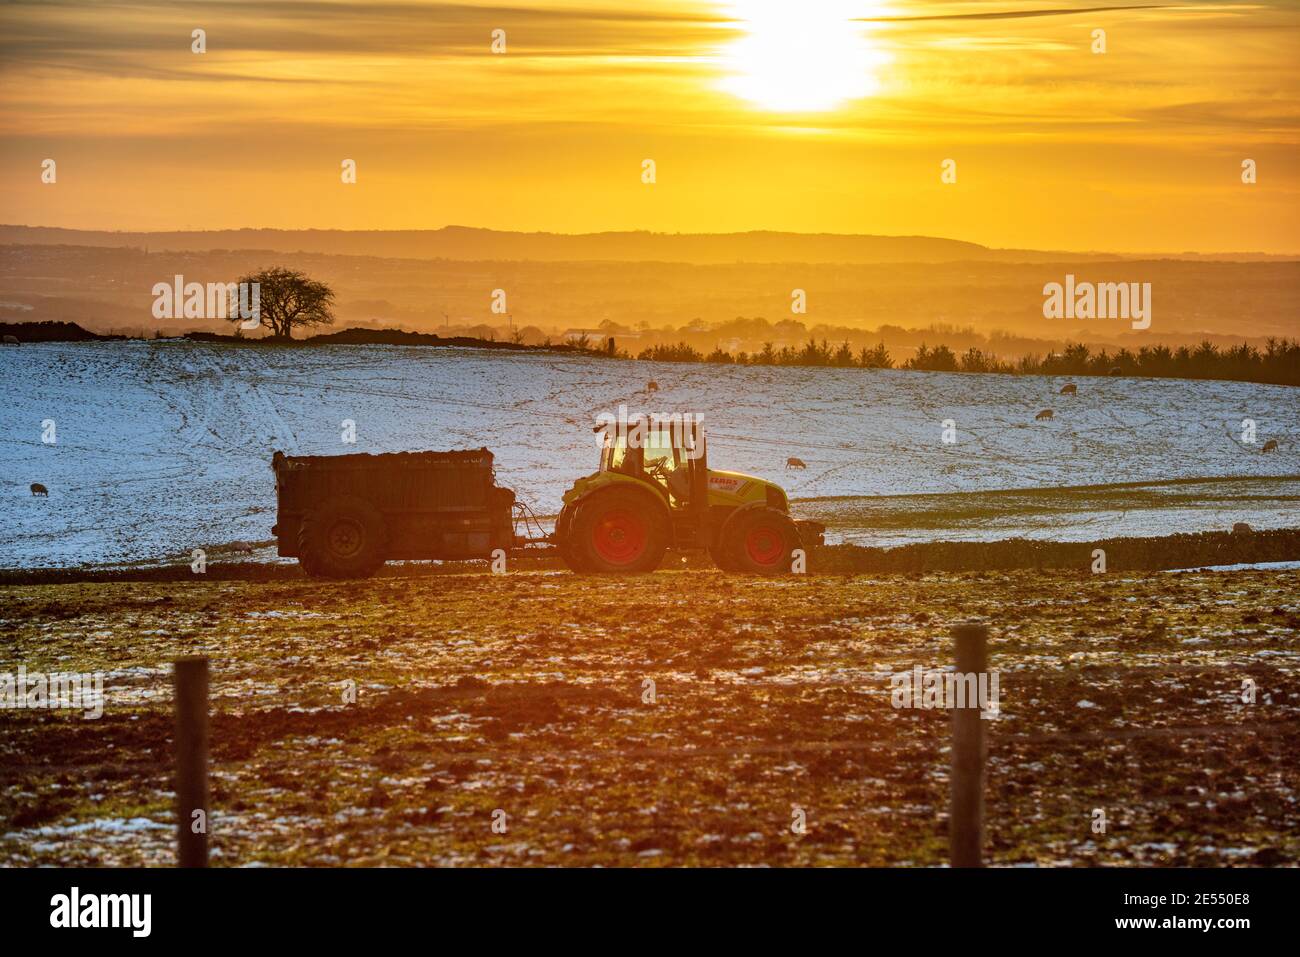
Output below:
[646,380,659,392]
[1261,439,1279,452]
[1232,522,1253,534]
[786,457,807,470]
[1059,383,1077,395]
[230,540,255,555]
[2,335,18,346]
[1109,367,1122,376]
[1035,409,1054,421]
[30,483,48,496]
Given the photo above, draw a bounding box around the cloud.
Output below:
[859,4,1167,23]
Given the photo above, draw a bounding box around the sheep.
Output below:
[1109,367,1123,376]
[30,483,48,496]
[786,457,807,470]
[1035,409,1054,421]
[1232,522,1253,534]
[230,540,255,555]
[1261,439,1279,452]
[2,335,19,346]
[1059,383,1077,395]
[646,381,659,392]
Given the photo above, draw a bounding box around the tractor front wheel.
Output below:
[723,507,800,575]
[570,490,668,574]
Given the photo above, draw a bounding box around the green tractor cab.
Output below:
[553,418,821,574]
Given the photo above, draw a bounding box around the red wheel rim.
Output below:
[592,508,647,565]
[745,525,785,566]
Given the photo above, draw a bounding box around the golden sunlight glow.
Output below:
[1,0,1296,251]
[719,0,891,112]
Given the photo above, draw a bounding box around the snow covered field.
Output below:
[2,340,1296,567]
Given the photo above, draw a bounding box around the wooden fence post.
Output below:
[950,623,988,868]
[173,656,209,868]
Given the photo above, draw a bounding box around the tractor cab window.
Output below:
[600,424,693,504]
[643,434,672,468]
[643,432,691,504]
[602,436,631,474]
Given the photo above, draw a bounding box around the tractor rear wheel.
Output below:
[723,507,800,575]
[570,490,668,574]
[556,504,593,572]
[298,495,388,579]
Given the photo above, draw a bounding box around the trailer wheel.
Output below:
[723,507,799,575]
[298,496,388,579]
[298,548,324,578]
[571,489,668,574]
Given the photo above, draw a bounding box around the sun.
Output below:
[719,0,891,113]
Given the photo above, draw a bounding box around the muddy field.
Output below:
[2,568,1298,867]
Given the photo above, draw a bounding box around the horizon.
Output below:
[4,222,1298,260]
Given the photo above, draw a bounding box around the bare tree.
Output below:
[228,267,336,339]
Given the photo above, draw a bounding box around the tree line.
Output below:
[222,266,1296,387]
[633,337,1300,386]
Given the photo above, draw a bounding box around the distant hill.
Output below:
[3,225,1290,265]
[0,224,1131,265]
[0,320,125,342]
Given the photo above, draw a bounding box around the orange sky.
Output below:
[1,0,1297,252]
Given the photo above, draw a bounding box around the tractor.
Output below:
[552,418,820,574]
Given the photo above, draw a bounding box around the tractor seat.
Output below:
[666,467,691,503]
